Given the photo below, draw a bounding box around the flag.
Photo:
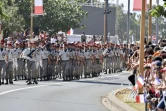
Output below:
[137,75,144,88]
[136,94,145,103]
[34,0,43,15]
[133,0,147,11]
[67,28,74,35]
[134,83,138,91]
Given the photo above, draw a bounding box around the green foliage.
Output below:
[150,1,166,18]
[15,0,88,33]
[0,1,8,20]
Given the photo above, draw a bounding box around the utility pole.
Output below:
[30,0,34,39]
[156,0,159,43]
[127,0,130,45]
[104,0,108,43]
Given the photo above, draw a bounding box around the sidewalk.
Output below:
[102,88,138,111]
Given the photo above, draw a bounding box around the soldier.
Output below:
[13,41,23,81]
[22,40,38,85]
[68,43,74,80]
[79,45,84,78]
[103,44,110,74]
[48,44,57,79]
[90,45,97,77]
[6,41,14,84]
[41,42,49,80]
[0,40,8,85]
[59,43,70,81]
[55,45,61,79]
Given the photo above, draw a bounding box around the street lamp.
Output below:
[104,0,111,43]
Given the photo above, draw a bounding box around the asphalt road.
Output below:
[0,72,130,111]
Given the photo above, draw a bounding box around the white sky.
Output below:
[100,0,164,12]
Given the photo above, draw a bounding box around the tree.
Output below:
[15,0,88,33]
[0,2,8,20]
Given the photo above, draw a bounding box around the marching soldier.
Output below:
[59,43,70,81]
[41,42,49,80]
[6,41,14,84]
[13,41,23,81]
[22,40,38,85]
[0,40,8,85]
[48,44,56,79]
[103,44,110,74]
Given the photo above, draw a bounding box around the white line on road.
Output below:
[0,73,127,96]
[0,82,68,96]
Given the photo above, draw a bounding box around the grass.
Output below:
[115,88,145,111]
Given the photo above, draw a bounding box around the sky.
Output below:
[100,0,164,12]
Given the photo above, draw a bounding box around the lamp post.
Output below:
[104,0,111,43]
[104,0,108,43]
[127,0,130,45]
[148,0,152,42]
[30,0,34,39]
[156,0,159,43]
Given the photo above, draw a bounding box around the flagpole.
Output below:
[138,0,145,94]
[30,0,34,40]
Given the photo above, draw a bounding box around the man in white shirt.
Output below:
[6,41,14,84]
[0,41,8,85]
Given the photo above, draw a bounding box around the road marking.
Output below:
[0,73,128,96]
[0,82,68,96]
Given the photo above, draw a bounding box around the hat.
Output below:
[15,41,20,45]
[7,41,12,45]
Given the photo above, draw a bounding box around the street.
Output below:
[0,72,130,111]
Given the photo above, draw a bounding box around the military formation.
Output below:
[0,38,127,85]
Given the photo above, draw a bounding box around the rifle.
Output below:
[27,49,37,58]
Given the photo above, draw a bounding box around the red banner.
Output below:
[133,0,147,11]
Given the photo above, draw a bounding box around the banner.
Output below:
[34,0,43,15]
[133,0,147,11]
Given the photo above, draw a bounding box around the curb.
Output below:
[104,87,138,111]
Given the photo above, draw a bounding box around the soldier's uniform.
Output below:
[13,41,23,81]
[41,47,49,80]
[6,41,14,84]
[0,41,7,85]
[49,45,57,79]
[103,45,110,74]
[59,44,70,81]
[22,41,38,84]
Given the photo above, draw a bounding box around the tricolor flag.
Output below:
[134,83,138,91]
[67,28,74,35]
[137,75,144,88]
[34,0,43,15]
[136,94,145,103]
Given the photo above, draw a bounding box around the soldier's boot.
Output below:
[14,75,17,81]
[9,79,13,84]
[104,70,107,74]
[33,78,38,84]
[27,79,32,85]
[5,79,8,85]
[1,79,4,84]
